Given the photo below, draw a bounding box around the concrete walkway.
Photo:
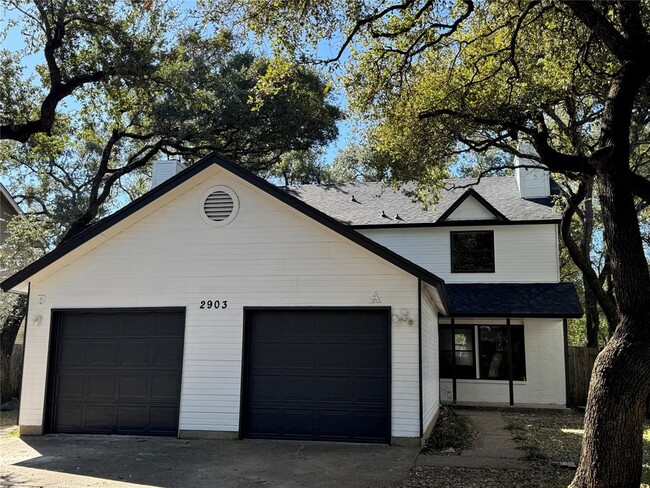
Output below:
[417,410,528,470]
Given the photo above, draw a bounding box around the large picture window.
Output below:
[450,231,495,273]
[439,324,526,381]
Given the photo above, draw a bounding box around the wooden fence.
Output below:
[566,346,599,407]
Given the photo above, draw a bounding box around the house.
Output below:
[0,152,581,446]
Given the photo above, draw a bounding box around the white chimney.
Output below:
[151,160,186,189]
[513,140,550,199]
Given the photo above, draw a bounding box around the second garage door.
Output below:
[46,309,185,436]
[242,308,390,444]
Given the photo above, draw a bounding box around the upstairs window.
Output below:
[450,231,495,273]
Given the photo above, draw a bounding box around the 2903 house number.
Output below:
[200,300,228,309]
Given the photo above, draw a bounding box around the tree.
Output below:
[0,0,174,143]
[0,216,47,402]
[215,0,650,485]
[329,144,393,182]
[1,35,341,243]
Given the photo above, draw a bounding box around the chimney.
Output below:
[513,140,550,199]
[151,160,186,189]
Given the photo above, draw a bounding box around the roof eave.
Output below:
[1,152,450,315]
[0,183,23,215]
[351,219,561,229]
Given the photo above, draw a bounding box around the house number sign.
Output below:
[200,300,228,309]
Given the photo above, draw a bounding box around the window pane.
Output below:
[440,351,454,378]
[439,326,476,379]
[454,328,473,351]
[440,327,452,350]
[451,231,494,273]
[478,325,527,381]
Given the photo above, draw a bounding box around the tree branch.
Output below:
[561,1,636,62]
[561,179,618,327]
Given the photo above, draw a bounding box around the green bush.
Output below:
[425,407,475,453]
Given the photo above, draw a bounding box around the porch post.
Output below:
[451,318,457,404]
[507,318,514,406]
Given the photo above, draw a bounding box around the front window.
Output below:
[439,324,526,381]
[439,326,475,379]
[450,231,495,273]
[478,325,526,380]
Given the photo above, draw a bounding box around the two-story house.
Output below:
[0,153,580,446]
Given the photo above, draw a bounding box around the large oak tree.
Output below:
[213,0,650,485]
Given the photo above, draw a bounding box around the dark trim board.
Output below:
[449,312,583,319]
[44,307,186,436]
[240,307,392,444]
[1,152,448,313]
[351,219,561,230]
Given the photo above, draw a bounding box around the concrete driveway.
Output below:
[0,435,418,487]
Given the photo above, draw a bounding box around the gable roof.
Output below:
[437,188,507,222]
[446,282,583,318]
[285,177,559,228]
[0,152,448,310]
[0,183,23,215]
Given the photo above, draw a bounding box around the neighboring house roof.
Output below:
[0,183,23,215]
[445,283,583,318]
[285,177,559,228]
[0,152,449,310]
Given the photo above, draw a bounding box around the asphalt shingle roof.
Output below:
[284,177,559,226]
[446,282,583,318]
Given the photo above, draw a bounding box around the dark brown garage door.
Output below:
[46,309,185,435]
[242,308,390,444]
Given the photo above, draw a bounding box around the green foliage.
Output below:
[267,150,337,185]
[0,215,48,327]
[424,407,475,453]
[329,144,393,182]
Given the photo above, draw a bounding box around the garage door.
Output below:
[243,309,390,443]
[46,309,185,435]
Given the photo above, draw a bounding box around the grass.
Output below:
[423,407,476,454]
[0,399,19,438]
[504,410,650,486]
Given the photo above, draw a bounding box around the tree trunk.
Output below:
[0,296,27,403]
[583,284,600,348]
[571,171,650,487]
[581,179,600,348]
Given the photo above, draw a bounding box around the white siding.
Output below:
[439,318,566,406]
[444,196,497,221]
[360,224,559,283]
[421,286,439,434]
[20,166,422,438]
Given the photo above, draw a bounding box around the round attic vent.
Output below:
[200,186,239,226]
